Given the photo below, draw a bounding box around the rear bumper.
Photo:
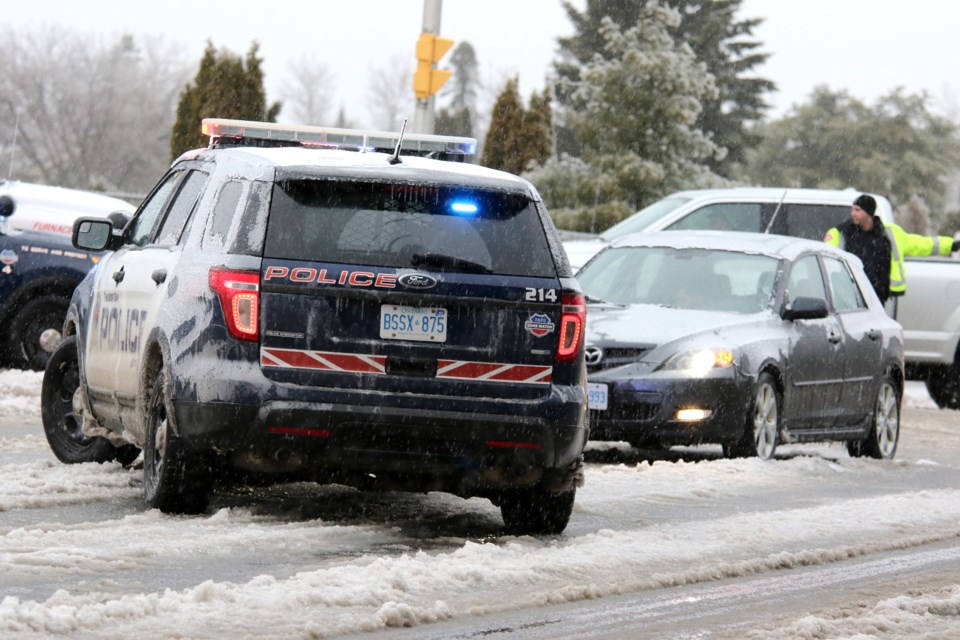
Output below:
[172,381,587,496]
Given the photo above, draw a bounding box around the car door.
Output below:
[824,255,884,426]
[780,254,846,430]
[104,169,207,413]
[84,169,187,408]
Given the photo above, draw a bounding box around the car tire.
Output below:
[724,372,780,460]
[500,486,576,535]
[7,294,70,371]
[848,375,900,460]
[925,364,960,410]
[143,369,210,514]
[41,336,135,464]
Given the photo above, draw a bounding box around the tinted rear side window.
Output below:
[263,180,556,277]
[781,204,848,241]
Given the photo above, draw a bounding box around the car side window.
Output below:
[824,256,866,312]
[153,170,208,247]
[129,170,186,247]
[666,203,762,232]
[786,255,827,305]
[203,180,244,250]
[783,204,849,241]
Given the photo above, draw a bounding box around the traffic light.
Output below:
[413,33,454,100]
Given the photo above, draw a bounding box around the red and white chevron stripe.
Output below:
[260,348,552,384]
[261,348,386,374]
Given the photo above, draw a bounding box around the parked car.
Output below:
[579,231,904,459]
[563,187,960,410]
[40,118,588,534]
[0,194,124,370]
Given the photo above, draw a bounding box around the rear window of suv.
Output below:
[263,180,557,277]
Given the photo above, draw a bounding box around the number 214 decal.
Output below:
[525,288,558,302]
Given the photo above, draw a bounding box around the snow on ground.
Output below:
[1,373,958,638]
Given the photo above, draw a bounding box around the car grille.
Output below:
[591,402,659,423]
[587,347,651,373]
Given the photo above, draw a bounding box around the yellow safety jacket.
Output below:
[825,222,955,296]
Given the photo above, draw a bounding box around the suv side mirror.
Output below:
[0,195,15,218]
[781,296,829,321]
[73,217,117,251]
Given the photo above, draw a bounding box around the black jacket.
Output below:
[837,218,892,303]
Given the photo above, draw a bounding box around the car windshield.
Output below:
[599,196,692,242]
[577,245,781,314]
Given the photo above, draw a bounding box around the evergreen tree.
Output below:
[444,42,480,113]
[481,77,525,173]
[435,106,473,138]
[555,0,774,176]
[531,6,725,230]
[520,87,554,170]
[170,41,281,160]
[745,86,960,222]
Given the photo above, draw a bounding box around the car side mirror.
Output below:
[73,217,118,251]
[781,296,829,321]
[0,195,15,218]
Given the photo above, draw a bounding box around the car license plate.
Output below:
[588,382,608,410]
[380,305,447,342]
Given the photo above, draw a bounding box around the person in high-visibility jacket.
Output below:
[824,194,959,303]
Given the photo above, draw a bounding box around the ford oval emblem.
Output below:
[398,273,438,290]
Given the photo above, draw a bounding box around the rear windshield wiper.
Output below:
[411,252,492,274]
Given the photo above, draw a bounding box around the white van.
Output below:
[0,180,136,236]
[563,187,893,270]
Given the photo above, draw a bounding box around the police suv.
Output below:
[0,195,117,370]
[42,119,588,534]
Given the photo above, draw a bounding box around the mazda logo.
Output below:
[584,346,603,365]
[398,273,438,290]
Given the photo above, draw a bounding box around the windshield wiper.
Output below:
[411,252,492,274]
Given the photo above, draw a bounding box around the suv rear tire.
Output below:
[143,369,210,514]
[500,486,576,535]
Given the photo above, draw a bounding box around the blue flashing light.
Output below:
[450,201,479,215]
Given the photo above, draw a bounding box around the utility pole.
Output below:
[412,0,452,134]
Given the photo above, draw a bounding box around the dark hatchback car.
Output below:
[41,119,588,534]
[579,231,903,460]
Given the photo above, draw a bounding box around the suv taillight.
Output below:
[209,268,260,341]
[557,292,586,361]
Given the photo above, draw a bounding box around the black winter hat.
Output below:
[853,194,877,216]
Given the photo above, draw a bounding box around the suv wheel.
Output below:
[41,336,137,464]
[500,486,576,535]
[8,294,69,371]
[143,369,210,514]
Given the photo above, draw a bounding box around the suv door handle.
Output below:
[867,329,882,341]
[828,330,842,344]
[112,266,125,284]
[152,269,167,285]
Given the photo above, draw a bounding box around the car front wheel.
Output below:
[724,372,780,460]
[143,369,210,514]
[848,376,900,460]
[41,335,139,464]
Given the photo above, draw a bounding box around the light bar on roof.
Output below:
[200,118,477,157]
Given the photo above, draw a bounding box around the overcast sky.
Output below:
[8,0,960,127]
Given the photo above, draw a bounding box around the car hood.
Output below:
[586,303,771,351]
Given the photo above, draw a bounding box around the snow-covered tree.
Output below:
[532,7,726,230]
[555,0,774,176]
[365,55,414,131]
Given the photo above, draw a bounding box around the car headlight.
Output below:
[659,348,737,375]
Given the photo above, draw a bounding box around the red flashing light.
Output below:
[209,268,260,341]
[485,440,542,450]
[268,426,331,438]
